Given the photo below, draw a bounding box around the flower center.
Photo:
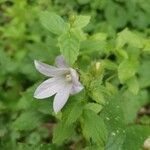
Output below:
[66,74,72,81]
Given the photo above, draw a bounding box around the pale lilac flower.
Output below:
[34,55,84,113]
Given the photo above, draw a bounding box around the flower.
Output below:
[34,55,84,113]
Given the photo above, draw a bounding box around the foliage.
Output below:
[0,0,150,149]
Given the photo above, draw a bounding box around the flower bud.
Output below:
[95,62,101,71]
[144,137,150,150]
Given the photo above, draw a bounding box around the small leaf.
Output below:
[105,82,118,94]
[84,103,102,114]
[102,59,118,70]
[52,122,75,145]
[58,32,80,65]
[143,40,150,52]
[89,81,110,104]
[40,11,69,35]
[90,33,108,41]
[116,28,143,48]
[115,48,128,59]
[126,76,139,95]
[118,59,138,83]
[73,15,91,29]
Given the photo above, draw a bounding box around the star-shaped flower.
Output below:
[34,55,84,113]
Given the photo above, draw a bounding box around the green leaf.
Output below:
[143,40,150,52]
[70,28,86,41]
[26,132,41,145]
[84,145,103,150]
[89,81,110,104]
[100,93,150,149]
[115,48,128,59]
[100,94,126,133]
[102,59,118,70]
[118,59,138,83]
[105,82,118,95]
[62,98,84,125]
[122,90,148,124]
[126,76,139,95]
[11,111,42,131]
[138,59,150,88]
[105,125,150,150]
[84,103,102,114]
[106,131,125,150]
[123,125,150,150]
[17,85,53,114]
[90,33,108,41]
[73,15,91,29]
[116,28,143,48]
[40,11,69,35]
[58,32,80,65]
[81,110,108,146]
[52,122,75,145]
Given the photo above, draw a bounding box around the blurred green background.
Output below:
[0,0,150,149]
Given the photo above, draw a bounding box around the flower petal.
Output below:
[55,55,69,68]
[34,77,65,99]
[34,60,69,77]
[70,83,84,95]
[69,68,84,94]
[53,84,71,113]
[70,68,79,85]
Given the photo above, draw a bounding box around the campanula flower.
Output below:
[34,55,84,113]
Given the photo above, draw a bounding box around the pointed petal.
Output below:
[34,77,65,99]
[55,55,69,68]
[53,84,71,113]
[69,68,84,95]
[70,68,79,85]
[34,60,69,77]
[70,83,84,95]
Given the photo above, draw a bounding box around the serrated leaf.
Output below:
[82,110,108,146]
[105,82,118,94]
[52,122,75,145]
[89,81,110,104]
[102,59,118,70]
[62,98,84,125]
[118,59,138,83]
[90,32,107,41]
[70,28,86,41]
[116,28,143,48]
[115,48,128,59]
[73,15,91,29]
[40,11,69,35]
[58,32,80,65]
[84,103,102,114]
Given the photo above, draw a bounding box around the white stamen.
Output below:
[66,74,72,81]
